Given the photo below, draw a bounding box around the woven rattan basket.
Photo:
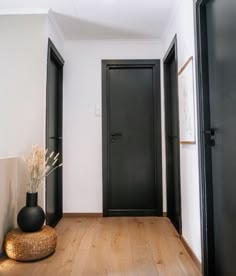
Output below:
[4,225,57,261]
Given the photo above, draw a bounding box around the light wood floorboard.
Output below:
[0,217,202,276]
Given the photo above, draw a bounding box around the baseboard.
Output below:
[163,212,167,217]
[180,236,202,273]
[107,209,161,216]
[63,213,103,218]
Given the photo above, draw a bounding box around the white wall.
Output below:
[63,40,164,213]
[48,11,64,56]
[0,12,64,158]
[162,0,201,261]
[0,14,48,158]
[0,157,31,254]
[0,158,18,254]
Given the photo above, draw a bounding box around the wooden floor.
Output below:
[0,217,201,276]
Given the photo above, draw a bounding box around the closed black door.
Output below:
[164,37,181,233]
[102,60,162,216]
[196,0,236,275]
[46,39,64,227]
[207,1,236,274]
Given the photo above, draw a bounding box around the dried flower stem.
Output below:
[25,145,63,193]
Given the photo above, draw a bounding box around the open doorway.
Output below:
[164,35,182,234]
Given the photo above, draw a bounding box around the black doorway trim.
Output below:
[46,39,64,227]
[194,1,215,275]
[163,35,182,234]
[102,59,163,217]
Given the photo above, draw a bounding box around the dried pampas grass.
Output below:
[25,145,62,193]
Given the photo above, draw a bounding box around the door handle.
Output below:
[203,128,215,136]
[49,136,63,140]
[110,132,122,142]
[203,129,216,147]
[111,132,122,137]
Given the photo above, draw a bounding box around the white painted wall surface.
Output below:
[0,158,18,254]
[63,40,164,213]
[48,11,64,56]
[162,0,201,261]
[0,157,31,254]
[0,15,48,158]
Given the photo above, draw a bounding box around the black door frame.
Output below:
[194,1,215,275]
[102,59,163,217]
[163,35,182,234]
[46,38,64,227]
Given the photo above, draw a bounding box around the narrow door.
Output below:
[196,0,236,274]
[102,60,162,216]
[164,37,181,233]
[46,39,64,227]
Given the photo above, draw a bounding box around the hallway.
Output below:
[0,217,201,275]
[0,0,202,273]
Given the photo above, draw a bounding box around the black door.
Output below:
[196,0,236,275]
[164,36,181,233]
[102,60,162,217]
[46,39,64,227]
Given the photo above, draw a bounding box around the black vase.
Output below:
[17,192,45,232]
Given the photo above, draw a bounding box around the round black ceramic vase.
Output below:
[17,192,45,232]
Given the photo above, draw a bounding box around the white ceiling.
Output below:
[0,0,180,40]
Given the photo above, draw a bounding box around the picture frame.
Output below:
[178,57,196,144]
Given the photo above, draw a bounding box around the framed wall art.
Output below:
[178,56,196,144]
